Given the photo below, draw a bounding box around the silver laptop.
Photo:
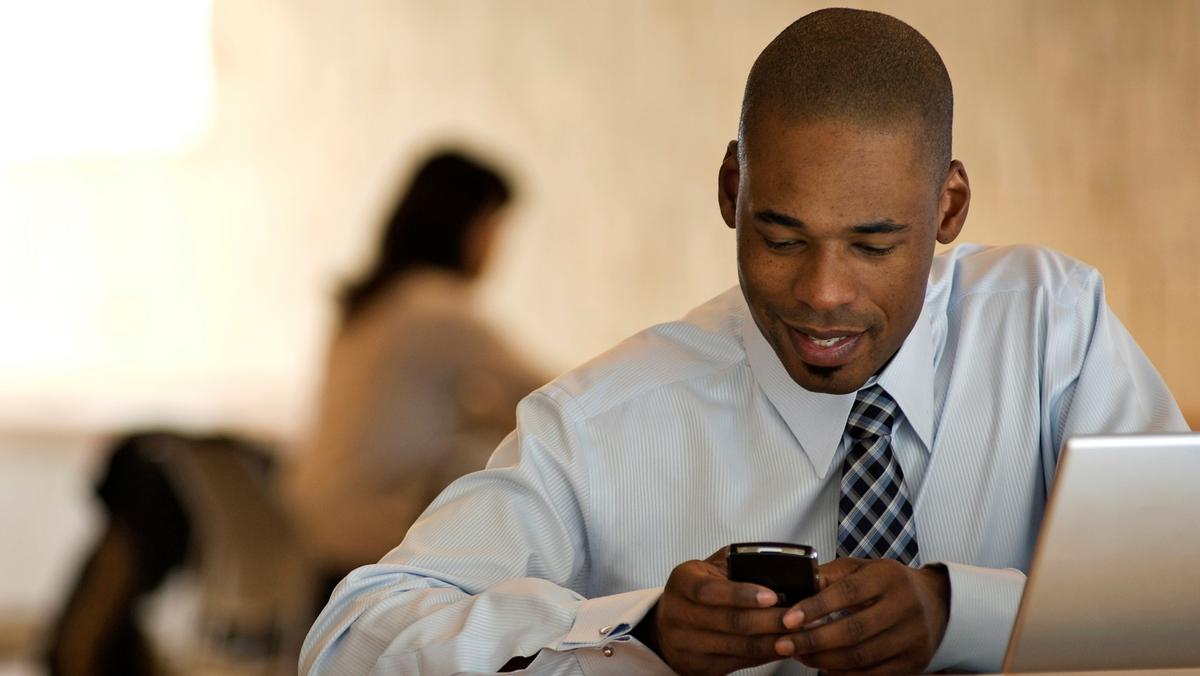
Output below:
[1003,433,1200,672]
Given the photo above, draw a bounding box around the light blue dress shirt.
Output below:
[300,244,1188,675]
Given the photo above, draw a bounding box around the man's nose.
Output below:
[793,248,856,312]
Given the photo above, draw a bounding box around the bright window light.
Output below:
[0,0,213,162]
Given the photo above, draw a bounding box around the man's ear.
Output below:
[936,160,970,245]
[718,140,740,230]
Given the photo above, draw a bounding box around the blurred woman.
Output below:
[284,151,545,585]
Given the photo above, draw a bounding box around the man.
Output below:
[300,9,1187,675]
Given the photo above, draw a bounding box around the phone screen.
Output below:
[727,542,819,607]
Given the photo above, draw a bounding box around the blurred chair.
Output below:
[158,435,314,674]
[44,432,314,676]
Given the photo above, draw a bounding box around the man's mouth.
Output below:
[806,335,852,347]
[786,325,865,367]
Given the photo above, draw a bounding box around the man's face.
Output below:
[720,115,965,394]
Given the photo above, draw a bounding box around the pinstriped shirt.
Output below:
[300,244,1188,675]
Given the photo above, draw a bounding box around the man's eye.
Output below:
[857,244,895,256]
[765,239,802,251]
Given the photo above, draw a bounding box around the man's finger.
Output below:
[677,601,789,635]
[675,560,777,608]
[779,593,899,655]
[815,557,865,588]
[704,545,731,574]
[657,624,786,674]
[681,628,791,661]
[825,653,922,676]
[796,623,912,672]
[671,653,761,676]
[783,563,890,627]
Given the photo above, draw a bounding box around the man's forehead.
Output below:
[745,112,924,153]
[745,123,921,178]
[742,116,936,198]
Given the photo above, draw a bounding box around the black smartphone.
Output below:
[727,542,819,607]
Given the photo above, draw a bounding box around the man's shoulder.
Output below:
[536,287,749,421]
[930,243,1102,310]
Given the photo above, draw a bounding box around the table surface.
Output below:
[984,670,1200,675]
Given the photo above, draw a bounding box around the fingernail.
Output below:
[783,608,805,630]
[775,637,795,656]
[757,589,776,606]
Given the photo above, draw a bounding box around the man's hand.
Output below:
[775,558,950,675]
[645,547,793,676]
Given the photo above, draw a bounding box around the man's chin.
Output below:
[787,362,866,395]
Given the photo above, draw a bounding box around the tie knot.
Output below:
[847,385,898,440]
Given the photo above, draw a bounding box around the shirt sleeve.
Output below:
[929,262,1188,674]
[1043,264,1190,457]
[924,563,1026,672]
[298,389,671,675]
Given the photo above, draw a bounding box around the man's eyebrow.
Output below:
[851,219,910,235]
[755,210,806,228]
[754,210,911,235]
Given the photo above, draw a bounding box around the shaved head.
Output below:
[739,8,953,184]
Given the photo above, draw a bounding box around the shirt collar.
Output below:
[740,299,935,479]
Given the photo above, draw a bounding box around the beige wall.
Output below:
[0,1,1196,438]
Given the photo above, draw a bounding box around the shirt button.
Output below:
[599,625,612,636]
[602,646,614,657]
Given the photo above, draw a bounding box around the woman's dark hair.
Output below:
[339,150,512,325]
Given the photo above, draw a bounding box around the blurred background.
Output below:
[1,1,1197,674]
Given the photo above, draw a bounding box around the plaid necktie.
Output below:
[836,385,920,565]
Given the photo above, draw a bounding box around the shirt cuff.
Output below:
[575,638,674,676]
[555,587,663,649]
[925,561,1026,673]
[548,587,671,675]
